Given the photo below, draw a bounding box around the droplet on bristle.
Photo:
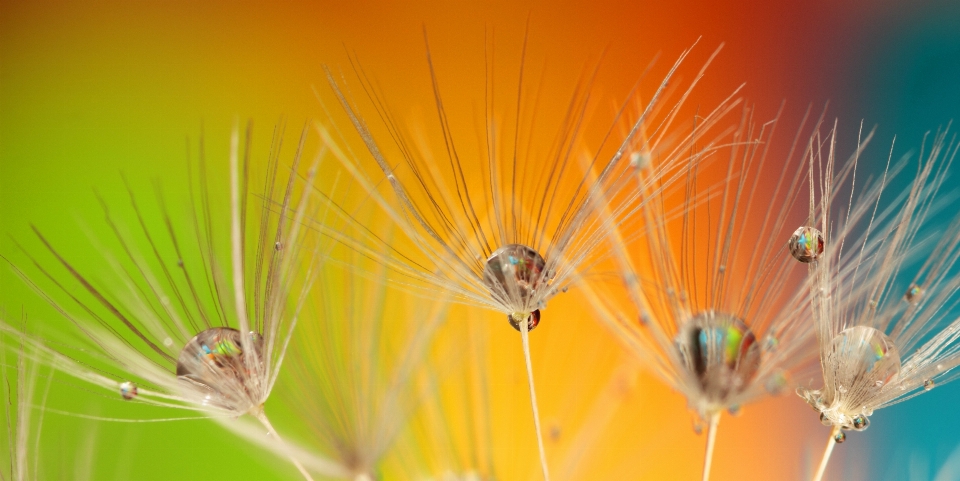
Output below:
[851,414,869,431]
[834,431,846,444]
[163,337,173,347]
[693,419,704,435]
[765,371,788,395]
[728,404,742,416]
[904,284,923,303]
[788,226,824,263]
[274,242,282,251]
[820,412,832,426]
[924,379,935,391]
[177,259,184,267]
[176,327,264,413]
[119,381,138,400]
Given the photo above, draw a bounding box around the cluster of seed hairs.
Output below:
[797,124,960,479]
[311,35,750,479]
[0,123,347,479]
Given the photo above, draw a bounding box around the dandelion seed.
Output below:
[1,124,342,480]
[578,107,824,481]
[315,36,742,480]
[794,124,960,481]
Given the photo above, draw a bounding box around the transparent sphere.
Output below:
[482,244,550,309]
[851,413,869,431]
[788,226,824,263]
[827,326,901,403]
[119,381,138,400]
[508,310,541,332]
[905,284,923,303]
[675,311,761,404]
[834,431,846,444]
[176,327,264,413]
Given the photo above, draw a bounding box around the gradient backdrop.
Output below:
[2,1,960,479]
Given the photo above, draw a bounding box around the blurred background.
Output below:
[2,0,959,479]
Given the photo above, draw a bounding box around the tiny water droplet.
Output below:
[177,259,184,267]
[163,337,173,347]
[924,379,936,391]
[274,242,282,251]
[119,381,138,400]
[852,414,869,431]
[904,284,923,303]
[834,431,846,443]
[839,385,848,394]
[820,412,832,426]
[874,380,883,387]
[937,363,944,372]
[788,226,824,263]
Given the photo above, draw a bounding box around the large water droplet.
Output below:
[788,226,824,263]
[827,326,901,402]
[851,413,869,431]
[176,327,263,413]
[834,431,847,444]
[482,244,550,309]
[675,311,761,404]
[507,310,540,332]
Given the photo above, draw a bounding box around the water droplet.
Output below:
[820,412,832,426]
[548,423,562,442]
[904,284,923,303]
[924,379,936,391]
[675,312,761,404]
[119,381,138,400]
[828,326,901,401]
[176,327,264,413]
[851,414,869,431]
[834,431,846,444]
[177,259,184,267]
[507,310,540,332]
[728,404,742,416]
[718,265,726,273]
[937,364,944,372]
[274,242,282,251]
[788,226,824,263]
[163,337,173,347]
[629,151,651,170]
[693,419,704,435]
[482,244,550,313]
[763,335,780,351]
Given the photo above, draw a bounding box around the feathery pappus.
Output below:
[312,33,742,480]
[1,124,341,480]
[578,107,828,480]
[795,125,960,481]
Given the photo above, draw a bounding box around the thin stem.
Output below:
[254,409,316,481]
[813,426,841,481]
[520,320,551,481]
[702,412,721,481]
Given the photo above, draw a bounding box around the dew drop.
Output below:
[834,431,847,444]
[937,363,944,372]
[828,326,901,401]
[924,379,936,391]
[693,420,704,435]
[119,381,138,400]
[728,404,742,416]
[788,226,824,263]
[674,311,761,404]
[482,244,550,313]
[765,371,788,395]
[507,310,540,332]
[176,327,264,413]
[904,284,923,304]
[851,414,869,431]
[274,242,282,251]
[163,337,173,347]
[177,259,184,268]
[820,412,832,426]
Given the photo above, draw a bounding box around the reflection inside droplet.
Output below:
[675,311,761,405]
[176,327,264,413]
